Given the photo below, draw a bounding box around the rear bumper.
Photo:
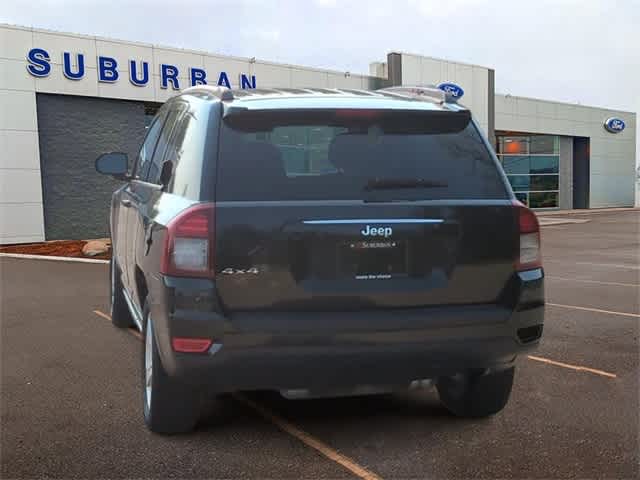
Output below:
[146,269,545,391]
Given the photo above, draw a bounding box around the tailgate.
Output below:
[212,105,516,312]
[215,202,517,311]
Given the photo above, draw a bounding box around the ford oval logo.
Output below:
[604,117,625,134]
[437,82,464,99]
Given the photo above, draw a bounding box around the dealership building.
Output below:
[0,23,637,244]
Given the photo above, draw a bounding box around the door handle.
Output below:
[121,199,133,208]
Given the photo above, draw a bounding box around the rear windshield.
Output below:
[216,109,509,202]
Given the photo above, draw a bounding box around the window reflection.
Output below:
[507,175,530,191]
[502,156,529,175]
[529,192,558,208]
[530,156,559,174]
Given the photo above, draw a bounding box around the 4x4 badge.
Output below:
[221,267,260,275]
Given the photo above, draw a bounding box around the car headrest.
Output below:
[328,134,383,175]
[329,134,362,172]
[219,137,287,191]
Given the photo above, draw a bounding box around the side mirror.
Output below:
[95,152,129,180]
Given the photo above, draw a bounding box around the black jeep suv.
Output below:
[96,85,544,434]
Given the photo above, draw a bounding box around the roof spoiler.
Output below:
[181,85,234,101]
[376,85,458,104]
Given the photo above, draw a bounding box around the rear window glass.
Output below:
[216,110,508,201]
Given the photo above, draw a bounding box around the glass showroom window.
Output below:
[497,135,560,209]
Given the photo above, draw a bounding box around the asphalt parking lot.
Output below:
[1,210,638,479]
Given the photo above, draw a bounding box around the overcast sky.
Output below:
[2,0,639,161]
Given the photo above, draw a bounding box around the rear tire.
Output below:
[110,257,134,328]
[142,304,202,434]
[437,366,514,418]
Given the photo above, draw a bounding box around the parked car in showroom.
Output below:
[96,85,545,433]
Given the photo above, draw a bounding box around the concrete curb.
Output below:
[537,207,639,216]
[539,218,591,226]
[0,253,109,264]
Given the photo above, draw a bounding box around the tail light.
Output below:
[161,203,215,278]
[514,200,542,271]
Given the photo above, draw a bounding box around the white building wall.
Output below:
[0,24,636,243]
[0,24,382,243]
[0,25,44,243]
[396,52,491,134]
[495,94,637,208]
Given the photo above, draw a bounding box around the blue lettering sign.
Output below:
[25,48,259,89]
[161,64,180,90]
[98,56,119,82]
[240,74,256,89]
[129,60,149,87]
[190,68,207,86]
[26,48,51,77]
[217,71,231,88]
[62,52,85,80]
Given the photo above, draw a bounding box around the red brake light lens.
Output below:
[513,200,542,271]
[335,109,381,120]
[161,203,215,278]
[174,212,209,237]
[518,204,539,234]
[171,337,212,353]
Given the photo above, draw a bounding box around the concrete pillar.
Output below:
[559,136,573,210]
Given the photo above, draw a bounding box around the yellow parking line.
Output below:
[546,302,640,318]
[128,328,143,340]
[575,261,640,271]
[527,355,617,378]
[545,275,639,288]
[92,310,143,340]
[93,309,111,321]
[234,393,383,480]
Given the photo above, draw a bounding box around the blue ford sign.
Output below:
[604,117,625,134]
[437,82,464,99]
[26,47,257,90]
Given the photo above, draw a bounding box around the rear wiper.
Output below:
[364,178,448,191]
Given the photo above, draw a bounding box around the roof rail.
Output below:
[180,85,234,101]
[376,85,456,104]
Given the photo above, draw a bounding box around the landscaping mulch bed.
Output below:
[0,240,111,260]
